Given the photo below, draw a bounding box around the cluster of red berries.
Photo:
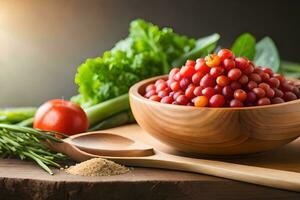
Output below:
[144,49,300,107]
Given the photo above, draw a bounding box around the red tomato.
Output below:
[33,99,89,136]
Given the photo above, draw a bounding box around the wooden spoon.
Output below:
[48,131,300,192]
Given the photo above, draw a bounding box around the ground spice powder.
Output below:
[65,158,130,176]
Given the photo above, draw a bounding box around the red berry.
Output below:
[167,79,172,86]
[222,86,234,99]
[155,79,165,85]
[200,74,216,87]
[238,75,249,85]
[176,95,189,105]
[235,57,249,70]
[192,71,205,85]
[169,68,180,79]
[149,95,161,102]
[249,73,262,83]
[180,78,191,90]
[258,83,270,92]
[268,78,280,88]
[145,90,156,98]
[246,91,256,102]
[283,92,297,101]
[254,67,263,74]
[292,87,300,97]
[265,88,275,98]
[230,81,242,90]
[262,67,273,76]
[173,72,182,81]
[216,75,230,87]
[253,88,266,98]
[161,96,173,104]
[202,87,215,99]
[180,65,195,78]
[158,90,168,98]
[156,82,167,92]
[257,97,271,106]
[281,81,294,91]
[230,99,244,107]
[195,59,210,73]
[146,84,156,92]
[218,49,234,60]
[185,60,196,67]
[214,85,223,94]
[243,62,255,74]
[185,86,196,99]
[210,67,224,78]
[271,97,285,104]
[222,59,236,71]
[194,96,209,107]
[234,89,247,102]
[273,74,285,82]
[164,87,172,93]
[228,68,242,81]
[173,91,184,100]
[170,81,180,91]
[209,94,225,107]
[193,86,203,96]
[287,80,294,85]
[259,72,270,81]
[274,88,284,97]
[247,81,258,90]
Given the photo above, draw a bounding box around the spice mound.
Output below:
[65,158,130,176]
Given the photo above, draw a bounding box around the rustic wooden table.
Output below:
[1,125,300,200]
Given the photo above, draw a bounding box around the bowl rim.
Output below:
[129,75,300,111]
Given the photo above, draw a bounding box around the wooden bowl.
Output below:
[129,75,300,155]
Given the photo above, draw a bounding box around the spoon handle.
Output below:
[48,141,300,192]
[107,151,300,192]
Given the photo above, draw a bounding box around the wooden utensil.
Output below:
[48,131,300,192]
[129,75,300,155]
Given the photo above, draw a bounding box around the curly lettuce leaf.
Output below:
[74,19,196,107]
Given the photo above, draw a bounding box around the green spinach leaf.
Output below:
[231,33,256,60]
[254,37,280,72]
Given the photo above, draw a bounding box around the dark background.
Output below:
[0,0,299,106]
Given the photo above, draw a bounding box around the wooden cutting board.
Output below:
[1,124,300,200]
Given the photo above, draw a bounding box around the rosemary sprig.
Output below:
[0,124,67,174]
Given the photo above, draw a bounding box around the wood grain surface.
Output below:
[48,126,300,192]
[130,75,300,155]
[2,124,300,199]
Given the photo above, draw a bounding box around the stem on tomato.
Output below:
[84,93,130,126]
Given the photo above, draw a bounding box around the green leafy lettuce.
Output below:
[73,19,196,107]
[231,33,256,60]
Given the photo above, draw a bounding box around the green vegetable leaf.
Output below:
[231,33,256,60]
[73,19,196,107]
[254,37,280,72]
[172,33,220,67]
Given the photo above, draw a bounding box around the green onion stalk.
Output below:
[84,93,131,128]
